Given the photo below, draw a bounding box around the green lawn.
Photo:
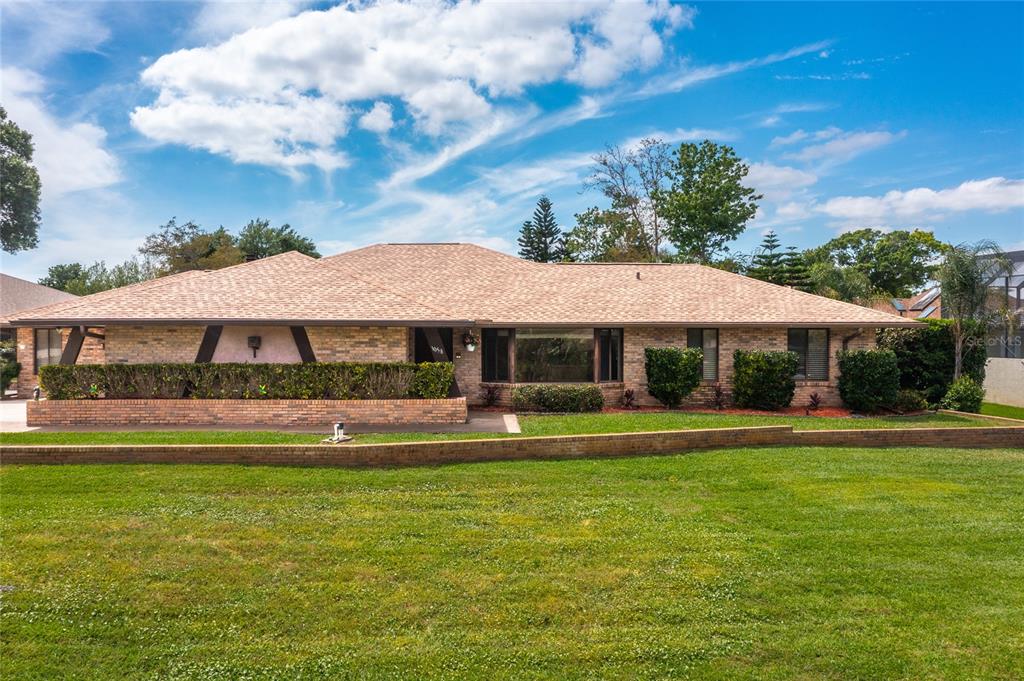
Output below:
[981,402,1024,421]
[0,410,986,446]
[2,447,1022,678]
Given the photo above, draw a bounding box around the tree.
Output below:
[656,140,761,264]
[1,106,41,253]
[39,258,155,295]
[562,205,650,263]
[139,218,243,275]
[806,260,879,304]
[237,219,320,260]
[587,138,673,261]
[937,241,1011,379]
[803,228,947,298]
[781,247,813,292]
[747,231,786,284]
[516,196,564,262]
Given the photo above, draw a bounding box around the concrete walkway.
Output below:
[0,400,520,435]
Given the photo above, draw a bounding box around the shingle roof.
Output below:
[9,244,920,327]
[0,274,78,325]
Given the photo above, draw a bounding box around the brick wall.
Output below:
[105,325,206,364]
[462,325,877,409]
[307,326,408,363]
[14,327,105,398]
[27,397,467,428]
[4,426,1022,468]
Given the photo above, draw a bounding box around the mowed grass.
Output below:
[2,447,1023,679]
[0,410,987,446]
[981,402,1024,421]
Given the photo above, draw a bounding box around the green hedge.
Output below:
[643,347,703,408]
[877,319,987,404]
[837,349,900,413]
[732,350,799,410]
[38,362,455,400]
[511,384,604,412]
[0,340,17,392]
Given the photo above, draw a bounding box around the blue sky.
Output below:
[2,1,1022,280]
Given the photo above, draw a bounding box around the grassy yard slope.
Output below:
[2,447,1023,679]
[0,411,987,446]
[981,402,1024,421]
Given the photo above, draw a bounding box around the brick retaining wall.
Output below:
[2,425,1022,468]
[26,397,468,428]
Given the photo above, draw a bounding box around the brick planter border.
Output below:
[2,425,1022,468]
[26,397,468,428]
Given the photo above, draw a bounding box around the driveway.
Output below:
[0,399,29,433]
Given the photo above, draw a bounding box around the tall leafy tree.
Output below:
[237,219,320,259]
[139,218,243,274]
[656,140,762,264]
[1,106,41,253]
[517,196,564,262]
[937,241,1011,379]
[781,247,813,292]
[803,228,947,298]
[562,205,650,262]
[747,231,786,284]
[587,138,673,260]
[39,259,156,295]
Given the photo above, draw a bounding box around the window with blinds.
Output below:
[788,328,829,380]
[687,328,719,381]
[34,328,62,374]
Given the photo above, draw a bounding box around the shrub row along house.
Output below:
[8,243,918,424]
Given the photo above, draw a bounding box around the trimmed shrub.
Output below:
[0,340,18,393]
[643,347,703,408]
[409,362,455,399]
[732,350,799,410]
[38,362,454,400]
[511,384,604,412]
[892,389,929,414]
[877,319,987,404]
[940,376,985,413]
[837,349,900,413]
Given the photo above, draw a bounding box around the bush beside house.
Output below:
[877,319,986,404]
[511,385,604,412]
[644,347,703,408]
[732,350,799,410]
[1,340,19,394]
[940,376,985,413]
[39,362,455,400]
[837,349,900,413]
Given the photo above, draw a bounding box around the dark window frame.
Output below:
[686,327,720,382]
[788,328,830,381]
[33,328,62,374]
[596,328,624,382]
[481,328,514,383]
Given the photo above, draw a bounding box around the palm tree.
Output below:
[937,241,1011,378]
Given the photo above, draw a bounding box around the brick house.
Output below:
[8,244,918,407]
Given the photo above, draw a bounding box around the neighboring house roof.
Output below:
[871,287,943,320]
[9,244,920,328]
[0,273,78,326]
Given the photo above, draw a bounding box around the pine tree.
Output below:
[781,246,813,291]
[747,231,786,284]
[517,196,564,262]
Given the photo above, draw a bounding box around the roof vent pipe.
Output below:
[636,271,640,280]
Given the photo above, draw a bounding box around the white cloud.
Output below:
[358,102,394,134]
[1,67,121,196]
[190,1,312,42]
[819,177,1024,222]
[632,40,831,99]
[770,126,842,147]
[0,2,110,67]
[784,129,904,166]
[132,0,691,174]
[745,162,818,201]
